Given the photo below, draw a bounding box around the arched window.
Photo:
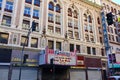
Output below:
[114,8,117,14]
[84,14,87,21]
[68,8,72,16]
[88,15,92,23]
[111,7,113,12]
[49,2,54,11]
[56,4,61,13]
[97,17,100,24]
[85,34,89,41]
[74,10,78,18]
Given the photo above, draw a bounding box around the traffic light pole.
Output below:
[18,28,31,80]
[18,21,36,80]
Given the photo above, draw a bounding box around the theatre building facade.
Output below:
[0,0,109,80]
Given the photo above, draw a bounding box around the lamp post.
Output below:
[18,21,37,80]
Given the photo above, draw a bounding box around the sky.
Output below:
[112,0,120,5]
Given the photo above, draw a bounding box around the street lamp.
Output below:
[18,21,37,80]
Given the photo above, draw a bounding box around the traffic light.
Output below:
[31,21,36,31]
[106,12,113,25]
[23,54,28,64]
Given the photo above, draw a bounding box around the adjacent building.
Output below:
[0,0,119,80]
[101,0,120,76]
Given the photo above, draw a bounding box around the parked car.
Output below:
[108,76,120,80]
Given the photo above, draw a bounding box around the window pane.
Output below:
[21,36,28,46]
[24,7,31,17]
[49,2,54,10]
[76,45,80,53]
[33,9,39,19]
[70,44,74,52]
[34,0,40,6]
[48,13,54,22]
[31,38,38,48]
[5,1,13,12]
[48,40,54,49]
[56,42,61,50]
[0,32,9,44]
[87,47,91,54]
[22,20,30,30]
[25,0,32,4]
[2,15,11,26]
[92,48,96,55]
[0,0,2,9]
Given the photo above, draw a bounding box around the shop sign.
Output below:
[71,56,85,68]
[39,48,76,65]
[11,50,39,66]
[85,57,102,68]
[101,12,110,50]
[109,63,120,68]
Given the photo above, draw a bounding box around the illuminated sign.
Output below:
[39,48,76,65]
[101,12,110,50]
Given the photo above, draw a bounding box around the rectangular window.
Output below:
[87,47,91,54]
[55,15,60,24]
[55,27,61,34]
[48,40,54,49]
[89,25,93,33]
[114,29,117,34]
[5,1,13,12]
[70,44,74,52]
[0,0,2,9]
[22,20,30,30]
[101,48,105,56]
[31,37,38,48]
[25,0,32,4]
[68,30,73,38]
[2,15,11,26]
[92,48,96,55]
[84,25,88,32]
[34,0,40,6]
[48,25,53,33]
[76,45,80,53]
[56,42,61,50]
[74,21,78,28]
[48,13,54,22]
[68,19,72,27]
[24,7,31,17]
[100,37,103,44]
[0,32,9,44]
[33,9,39,19]
[21,36,29,47]
[75,32,79,39]
[116,36,119,42]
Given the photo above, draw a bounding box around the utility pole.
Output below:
[18,21,37,80]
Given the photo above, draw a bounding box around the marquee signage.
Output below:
[39,47,76,65]
[101,12,110,50]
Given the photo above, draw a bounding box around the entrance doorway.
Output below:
[42,65,70,80]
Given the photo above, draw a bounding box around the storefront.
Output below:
[0,48,12,80]
[85,57,102,80]
[39,48,76,80]
[70,55,86,80]
[0,66,9,80]
[11,50,39,80]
